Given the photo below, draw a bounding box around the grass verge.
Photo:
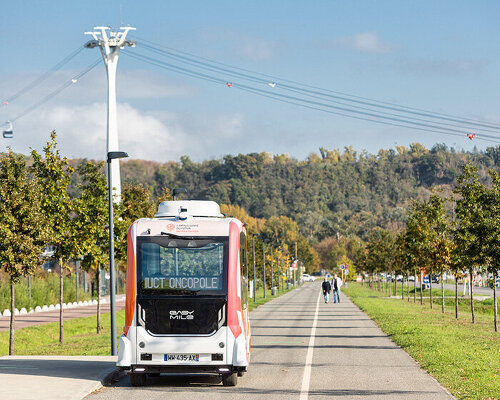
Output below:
[0,283,300,356]
[0,310,125,356]
[249,284,295,311]
[343,283,499,400]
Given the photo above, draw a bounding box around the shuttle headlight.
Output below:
[219,342,225,348]
[138,341,145,348]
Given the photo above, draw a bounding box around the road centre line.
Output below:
[299,287,322,400]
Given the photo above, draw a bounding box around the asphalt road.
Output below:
[86,282,454,400]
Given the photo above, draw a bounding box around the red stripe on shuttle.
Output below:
[227,221,242,338]
[124,222,137,335]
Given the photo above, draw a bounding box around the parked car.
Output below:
[301,274,316,282]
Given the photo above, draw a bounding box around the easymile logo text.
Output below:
[170,310,194,320]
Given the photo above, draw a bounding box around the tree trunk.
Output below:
[441,271,445,313]
[59,257,64,344]
[401,275,404,300]
[9,282,15,355]
[470,270,475,324]
[493,282,497,332]
[413,273,416,302]
[420,269,423,305]
[429,274,433,309]
[407,275,410,302]
[393,273,397,296]
[455,277,458,319]
[97,265,102,334]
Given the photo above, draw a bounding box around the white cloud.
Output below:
[333,32,393,54]
[9,102,187,162]
[5,100,247,163]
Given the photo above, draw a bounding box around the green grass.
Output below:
[343,283,499,400]
[0,310,125,356]
[1,282,300,356]
[373,282,495,316]
[249,283,296,311]
[0,274,92,311]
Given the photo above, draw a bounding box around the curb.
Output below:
[84,367,124,399]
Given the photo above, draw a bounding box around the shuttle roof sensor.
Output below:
[155,200,224,219]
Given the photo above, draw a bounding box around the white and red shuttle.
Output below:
[117,200,251,386]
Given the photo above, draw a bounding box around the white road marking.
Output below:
[299,288,322,400]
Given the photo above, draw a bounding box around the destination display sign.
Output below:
[143,276,221,291]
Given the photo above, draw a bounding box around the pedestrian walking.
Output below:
[332,274,341,303]
[322,276,332,303]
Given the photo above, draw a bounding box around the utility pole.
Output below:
[263,241,266,298]
[280,250,284,291]
[271,244,274,293]
[293,242,299,286]
[252,235,257,302]
[84,26,135,202]
[277,247,281,293]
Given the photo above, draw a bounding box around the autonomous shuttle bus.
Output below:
[117,200,251,387]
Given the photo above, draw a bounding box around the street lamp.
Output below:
[252,234,257,302]
[107,150,128,356]
[262,240,267,299]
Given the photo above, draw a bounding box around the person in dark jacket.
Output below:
[322,276,332,303]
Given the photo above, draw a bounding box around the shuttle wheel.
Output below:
[222,372,238,386]
[130,372,147,387]
[237,371,245,377]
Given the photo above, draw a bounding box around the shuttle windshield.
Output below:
[137,236,228,295]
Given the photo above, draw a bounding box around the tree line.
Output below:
[360,164,499,332]
[111,143,500,243]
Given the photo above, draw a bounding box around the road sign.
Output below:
[345,269,349,275]
[340,264,345,270]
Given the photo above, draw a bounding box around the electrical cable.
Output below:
[132,35,500,131]
[124,52,500,144]
[3,46,85,104]
[8,59,101,124]
[138,41,500,135]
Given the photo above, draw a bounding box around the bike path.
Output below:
[0,296,125,332]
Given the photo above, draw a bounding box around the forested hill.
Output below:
[102,143,500,242]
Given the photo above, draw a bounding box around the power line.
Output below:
[131,35,500,131]
[138,41,500,135]
[7,59,101,124]
[124,51,500,144]
[3,46,85,104]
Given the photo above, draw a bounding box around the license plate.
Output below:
[164,354,199,362]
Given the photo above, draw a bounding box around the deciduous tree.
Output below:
[31,131,74,343]
[0,151,47,354]
[75,161,108,333]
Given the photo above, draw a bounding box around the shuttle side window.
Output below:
[240,232,248,309]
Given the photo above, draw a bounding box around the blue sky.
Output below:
[1,1,499,162]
